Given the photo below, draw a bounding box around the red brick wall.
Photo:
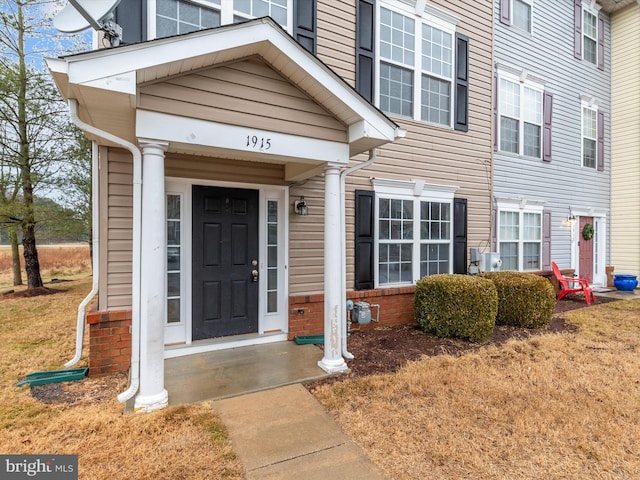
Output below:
[288,286,416,339]
[87,309,132,376]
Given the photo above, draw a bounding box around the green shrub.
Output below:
[480,271,555,328]
[414,274,498,343]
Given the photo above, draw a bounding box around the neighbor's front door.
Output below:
[192,186,259,340]
[579,216,594,283]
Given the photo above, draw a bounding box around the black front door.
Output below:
[192,186,259,340]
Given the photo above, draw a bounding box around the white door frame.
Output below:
[570,207,607,286]
[164,177,289,358]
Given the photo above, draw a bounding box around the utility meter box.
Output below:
[353,302,372,324]
[483,252,502,272]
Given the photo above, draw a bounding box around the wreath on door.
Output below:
[582,223,594,241]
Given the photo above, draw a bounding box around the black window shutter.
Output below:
[574,0,583,59]
[114,0,146,44]
[294,0,317,55]
[356,0,376,103]
[453,198,467,274]
[542,210,552,270]
[597,110,605,171]
[542,91,553,162]
[598,15,605,71]
[500,0,511,25]
[354,190,375,290]
[454,33,469,132]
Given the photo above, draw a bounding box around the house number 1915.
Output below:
[246,135,272,150]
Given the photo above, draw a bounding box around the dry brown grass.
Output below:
[0,245,91,290]
[313,299,640,480]
[0,277,244,480]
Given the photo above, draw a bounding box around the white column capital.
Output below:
[138,138,169,153]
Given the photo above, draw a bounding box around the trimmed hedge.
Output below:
[480,271,555,328]
[414,274,498,343]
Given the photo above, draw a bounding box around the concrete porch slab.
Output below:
[164,340,330,404]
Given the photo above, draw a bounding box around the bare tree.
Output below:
[0,0,87,288]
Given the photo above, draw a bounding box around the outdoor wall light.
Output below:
[294,197,308,216]
[567,214,576,225]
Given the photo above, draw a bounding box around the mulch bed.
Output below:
[305,294,620,389]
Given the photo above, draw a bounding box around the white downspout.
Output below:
[65,141,99,368]
[67,99,142,404]
[339,149,377,360]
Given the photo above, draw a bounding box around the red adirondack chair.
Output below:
[551,261,595,305]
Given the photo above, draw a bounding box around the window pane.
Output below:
[180,2,200,24]
[422,25,452,79]
[584,10,597,38]
[523,87,542,124]
[500,78,520,118]
[267,291,278,313]
[499,242,518,270]
[380,8,415,65]
[513,0,531,32]
[583,138,596,168]
[421,75,451,126]
[500,116,519,153]
[523,213,541,240]
[583,108,597,138]
[380,63,413,117]
[168,272,180,297]
[420,243,449,278]
[167,221,181,246]
[500,211,519,240]
[168,246,180,271]
[156,16,177,37]
[523,123,541,158]
[167,298,181,324]
[158,0,177,17]
[523,242,540,270]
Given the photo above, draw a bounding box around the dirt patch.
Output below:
[1,286,66,300]
[307,295,620,388]
[29,372,128,405]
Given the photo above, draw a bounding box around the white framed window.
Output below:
[497,203,543,271]
[582,104,597,168]
[373,179,457,287]
[377,2,457,127]
[512,0,532,33]
[166,193,182,325]
[498,70,543,158]
[152,0,291,39]
[583,7,598,65]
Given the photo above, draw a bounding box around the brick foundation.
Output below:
[288,286,417,339]
[87,309,132,377]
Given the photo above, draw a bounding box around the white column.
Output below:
[135,140,169,412]
[318,163,348,373]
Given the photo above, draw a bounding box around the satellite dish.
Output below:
[54,0,123,46]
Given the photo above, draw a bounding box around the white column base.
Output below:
[134,389,169,413]
[317,358,348,374]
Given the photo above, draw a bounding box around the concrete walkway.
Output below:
[213,384,388,480]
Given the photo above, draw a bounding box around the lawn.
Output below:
[312,298,640,479]
[0,274,244,479]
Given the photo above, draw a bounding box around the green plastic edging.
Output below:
[294,334,324,345]
[16,368,89,387]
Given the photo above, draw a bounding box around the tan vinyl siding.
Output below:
[287,0,494,294]
[165,153,285,185]
[139,58,347,143]
[104,148,133,309]
[610,5,640,277]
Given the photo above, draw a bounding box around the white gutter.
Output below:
[67,99,142,404]
[339,149,377,360]
[65,141,99,368]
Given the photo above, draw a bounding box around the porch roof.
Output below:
[47,17,403,164]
